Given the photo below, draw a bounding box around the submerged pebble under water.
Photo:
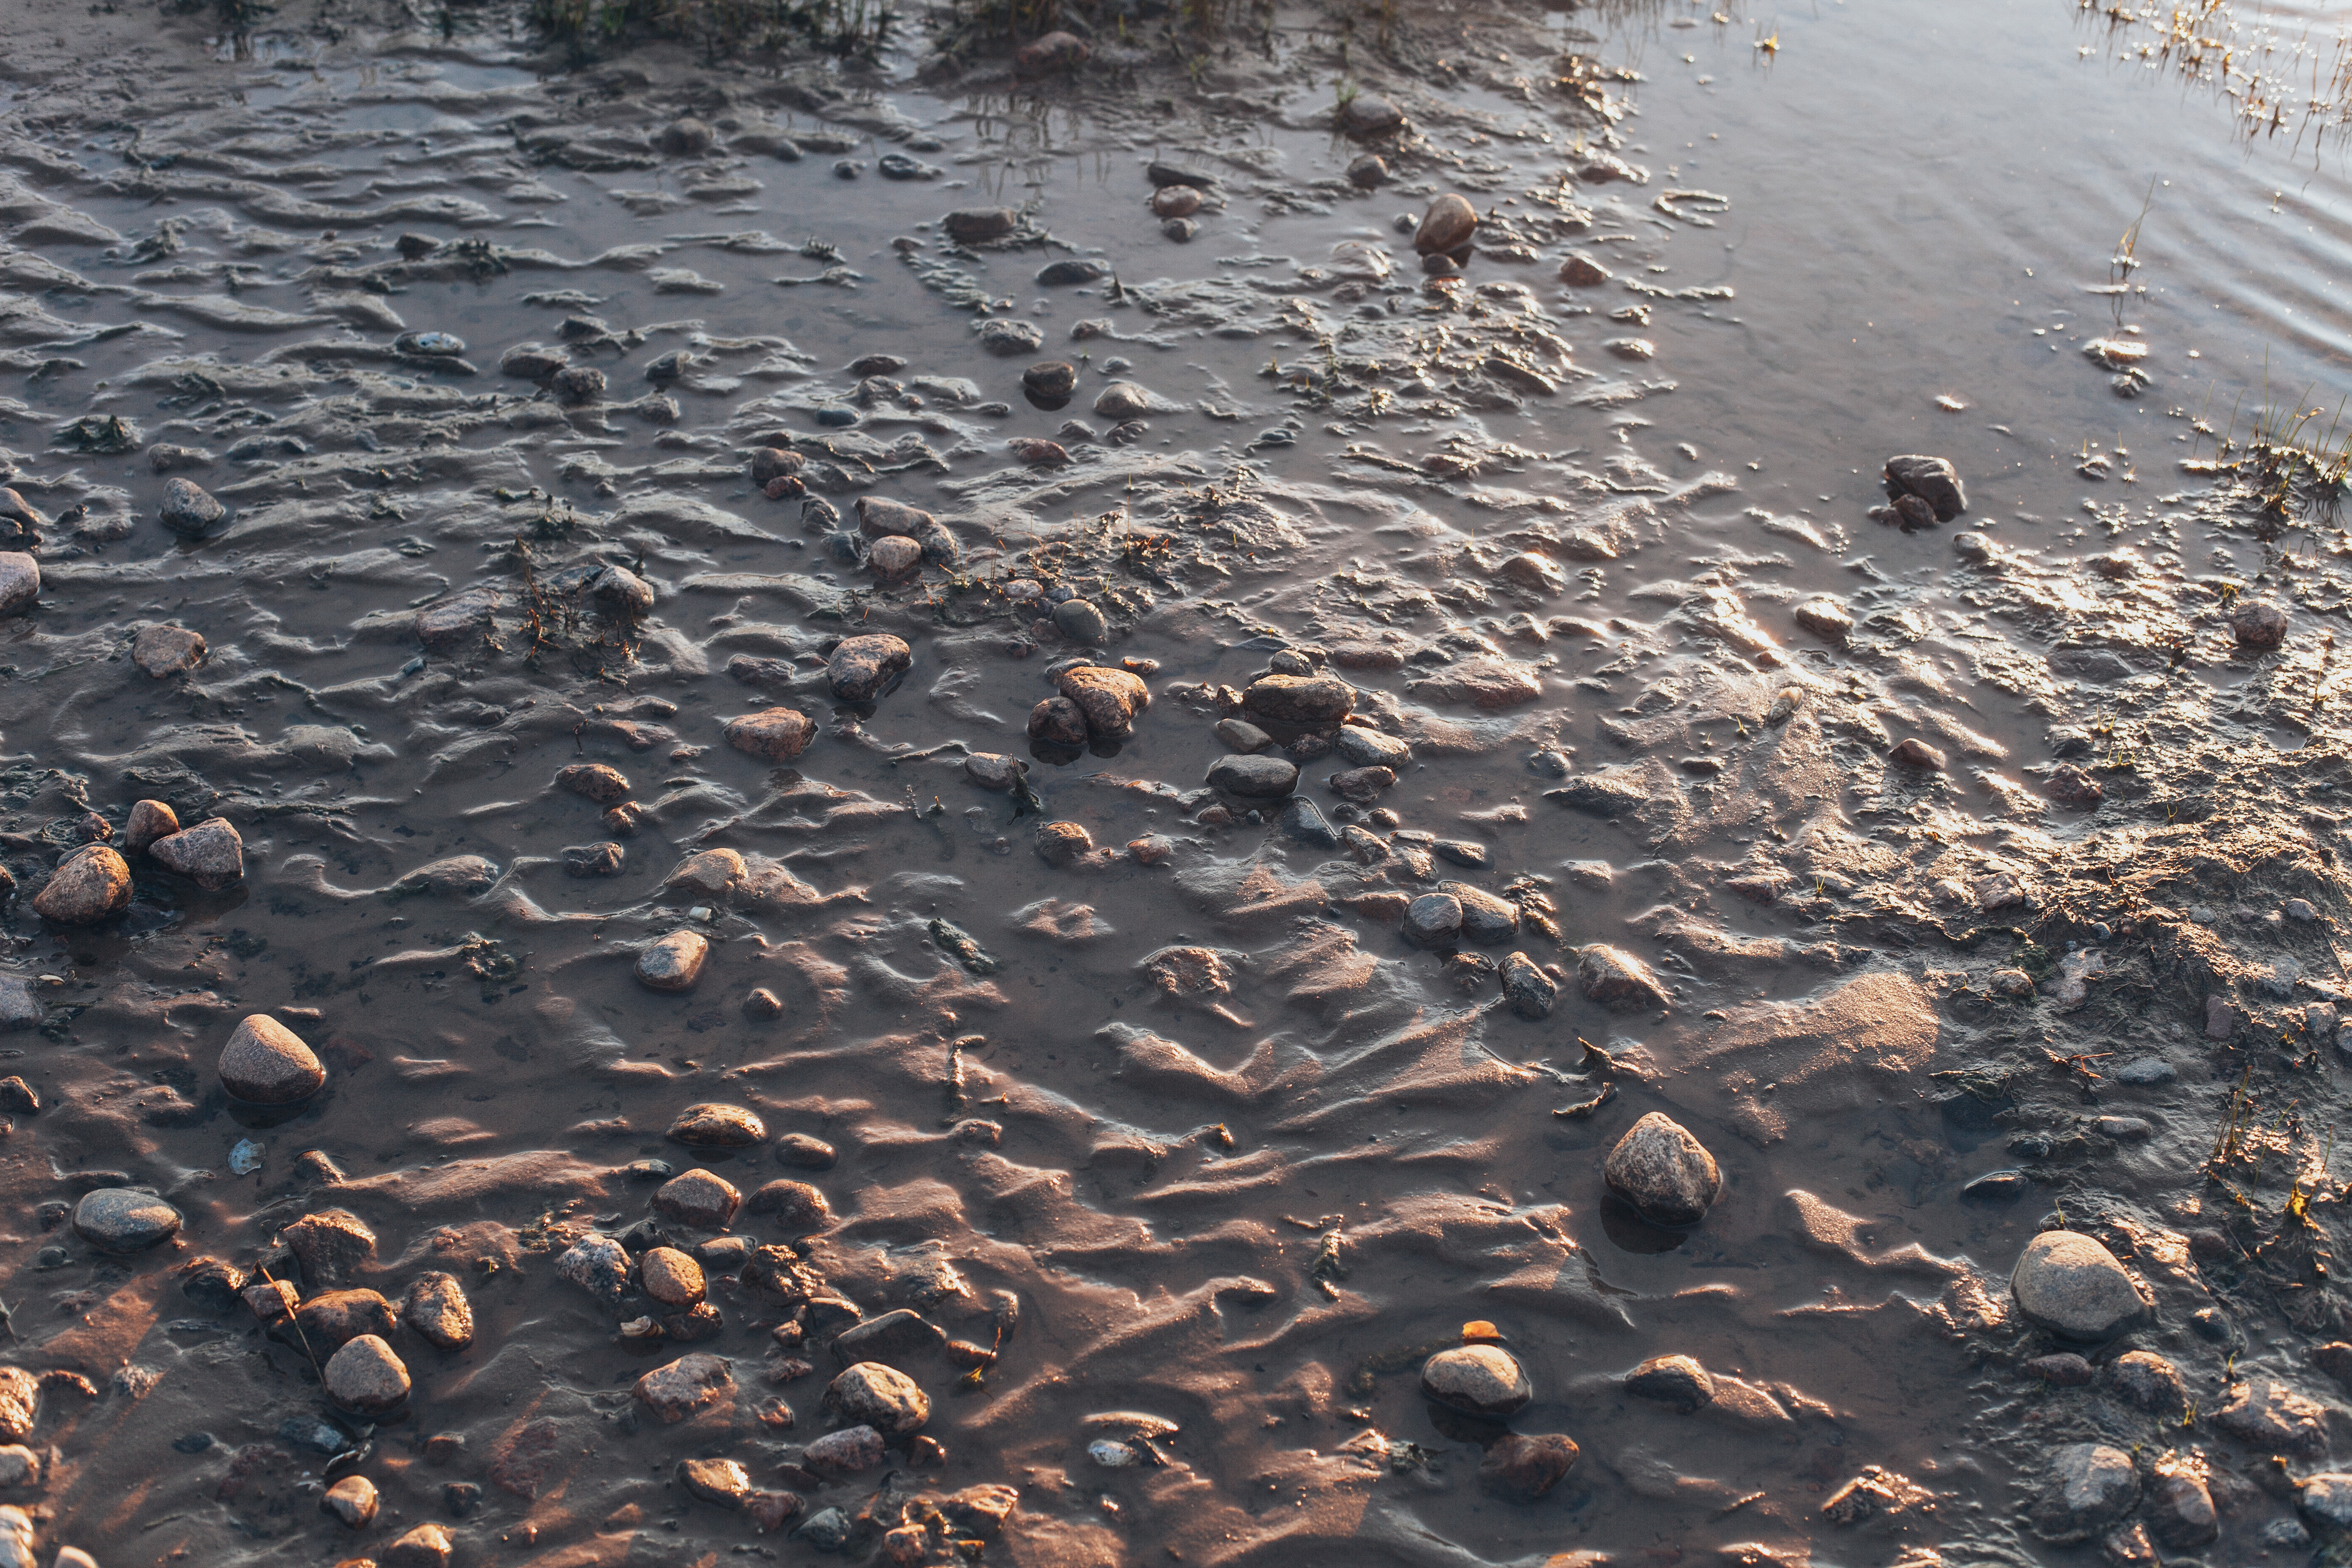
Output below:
[0,0,2348,1564]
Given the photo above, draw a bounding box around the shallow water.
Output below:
[0,0,2348,1564]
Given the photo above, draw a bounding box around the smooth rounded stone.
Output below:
[385,1521,455,1567]
[828,634,913,703]
[2011,1230,2151,1341]
[638,931,710,993]
[1278,797,1341,848]
[323,1473,379,1529]
[1448,884,1520,945]
[1500,953,1558,1020]
[499,343,566,379]
[132,622,205,677]
[726,707,815,764]
[1884,454,1968,520]
[868,536,923,579]
[2146,1466,2217,1548]
[660,116,716,155]
[2030,1443,2139,1544]
[324,1334,411,1416]
[1207,754,1299,799]
[805,1424,887,1477]
[672,1103,767,1147]
[1420,1345,1530,1419]
[0,1446,35,1489]
[219,1015,326,1105]
[120,802,181,861]
[2108,1349,2186,1414]
[2024,1352,2094,1385]
[1023,361,1077,398]
[1889,737,1947,771]
[148,817,242,891]
[746,1179,833,1231]
[1559,252,1612,286]
[2094,1114,2153,1142]
[405,1272,474,1351]
[1331,727,1408,769]
[557,762,631,802]
[1340,91,1406,137]
[2300,1473,2352,1530]
[750,447,806,486]
[1009,437,1071,466]
[1626,1354,1714,1411]
[1162,217,1199,242]
[1578,944,1667,1008]
[562,841,626,878]
[2232,598,2289,649]
[2212,1376,2331,1457]
[1480,1431,1578,1498]
[1150,185,1203,219]
[589,565,654,619]
[556,1233,630,1308]
[1028,696,1088,748]
[1036,259,1110,286]
[1217,718,1274,753]
[641,1246,707,1307]
[32,844,130,926]
[158,476,227,536]
[677,1455,754,1509]
[775,1133,838,1170]
[1792,597,1853,642]
[1035,821,1093,866]
[1403,894,1463,951]
[294,1288,398,1354]
[1055,665,1150,738]
[1962,1169,2032,1203]
[944,208,1018,244]
[1346,153,1388,187]
[72,1188,181,1253]
[827,1361,929,1434]
[551,365,606,403]
[1242,673,1357,727]
[1604,1113,1720,1226]
[964,753,1029,792]
[1092,382,1151,420]
[1052,599,1108,643]
[654,1168,743,1230]
[1414,193,1478,255]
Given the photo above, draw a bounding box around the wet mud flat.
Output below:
[0,0,2345,1565]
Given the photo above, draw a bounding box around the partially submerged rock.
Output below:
[1604,1113,1721,1225]
[2010,1230,2150,1341]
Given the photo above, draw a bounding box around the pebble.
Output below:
[747,1179,832,1231]
[671,1103,766,1146]
[1241,673,1356,727]
[1419,1345,1531,1418]
[725,706,815,764]
[2107,1349,2186,1414]
[2300,1473,2352,1530]
[2231,598,2288,649]
[638,931,710,992]
[1333,726,1409,767]
[1625,1353,1714,1411]
[1207,755,1299,798]
[1604,1113,1721,1225]
[635,1352,735,1423]
[944,208,1018,244]
[1150,186,1203,219]
[1884,454,1969,520]
[415,587,498,650]
[72,1188,182,1253]
[282,1208,376,1286]
[124,799,179,854]
[1093,382,1151,420]
[2046,763,2103,807]
[1961,1169,2031,1203]
[0,1511,32,1568]
[964,753,1028,792]
[1480,1432,1578,1498]
[776,1133,838,1170]
[1403,893,1463,950]
[323,1333,410,1416]
[323,1473,379,1527]
[1216,718,1273,753]
[641,1247,707,1306]
[653,1168,742,1230]
[1029,696,1088,748]
[551,365,606,404]
[1278,797,1340,848]
[2211,1376,2331,1456]
[0,1374,29,1446]
[977,318,1044,355]
[2030,1443,2139,1543]
[218,1015,327,1105]
[1793,597,1853,641]
[1346,153,1387,187]
[2204,994,2235,1039]
[1413,193,1478,255]
[294,1289,397,1353]
[1500,953,1558,1019]
[2010,1230,2150,1340]
[1023,361,1077,399]
[557,762,630,802]
[31,844,131,925]
[827,1362,930,1434]
[1578,944,1667,1008]
[500,344,566,378]
[148,817,243,890]
[829,634,913,702]
[557,1234,631,1308]
[132,623,204,676]
[867,536,922,579]
[590,565,654,618]
[1163,217,1198,242]
[2023,1352,2094,1385]
[405,1272,475,1351]
[1326,766,1395,803]
[385,1522,454,1566]
[1559,252,1611,286]
[834,1309,945,1363]
[158,477,227,535]
[1890,737,1947,771]
[1014,28,1089,72]
[660,116,715,155]
[0,1447,34,1489]
[2148,1467,2218,1549]
[1055,665,1150,738]
[1449,884,1519,944]
[562,841,626,877]
[1036,259,1109,286]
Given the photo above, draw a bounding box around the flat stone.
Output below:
[635,1352,735,1423]
[31,845,131,925]
[1626,1354,1714,1410]
[678,1455,753,1507]
[828,634,912,703]
[641,1247,707,1306]
[725,707,814,763]
[653,1168,742,1230]
[405,1272,474,1351]
[1890,738,1947,770]
[2011,1230,2150,1341]
[149,817,243,890]
[1333,726,1409,767]
[805,1425,887,1476]
[638,931,709,992]
[944,208,1018,244]
[1448,884,1519,946]
[775,1133,837,1170]
[2024,1352,2094,1385]
[132,623,205,676]
[72,1188,181,1253]
[1419,1345,1530,1418]
[219,1015,326,1104]
[1604,1113,1720,1225]
[2029,1443,2138,1543]
[2111,1055,2174,1085]
[1207,755,1298,798]
[1279,797,1339,848]
[2300,1472,2352,1530]
[1579,944,1667,1008]
[833,1309,946,1364]
[324,1333,411,1416]
[670,1103,766,1147]
[2212,1376,2332,1457]
[827,1361,929,1434]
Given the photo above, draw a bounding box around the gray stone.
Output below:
[2300,1473,2352,1530]
[552,365,606,403]
[1413,193,1478,255]
[1625,1353,1713,1411]
[2107,1350,2186,1415]
[1052,599,1108,643]
[0,553,40,620]
[746,1179,831,1231]
[1793,597,1853,641]
[1890,737,1947,770]
[557,1234,630,1308]
[2029,1443,2138,1543]
[562,841,625,877]
[1216,718,1273,753]
[72,1188,181,1253]
[1333,726,1409,767]
[1559,252,1610,286]
[31,845,130,926]
[133,624,207,678]
[416,588,498,651]
[158,477,227,535]
[2010,1230,2150,1340]
[1500,953,1557,1019]
[2232,599,2289,649]
[0,980,35,1034]
[828,634,912,703]
[868,536,923,579]
[1340,92,1406,137]
[2148,1466,2218,1549]
[280,1208,376,1287]
[833,1308,945,1364]
[1403,894,1462,950]
[1419,1345,1529,1418]
[1447,884,1519,945]
[944,208,1018,244]
[653,1168,742,1230]
[324,1333,410,1416]
[826,1361,929,1434]
[124,799,179,854]
[2212,1376,2332,1457]
[1207,755,1298,798]
[638,931,709,992]
[977,318,1044,356]
[804,1425,886,1476]
[964,753,1028,792]
[1604,1113,1720,1225]
[1884,454,1968,520]
[219,1015,326,1104]
[2111,1056,2175,1086]
[1578,944,1667,1008]
[1093,382,1151,420]
[405,1272,474,1351]
[1278,797,1340,848]
[148,817,243,890]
